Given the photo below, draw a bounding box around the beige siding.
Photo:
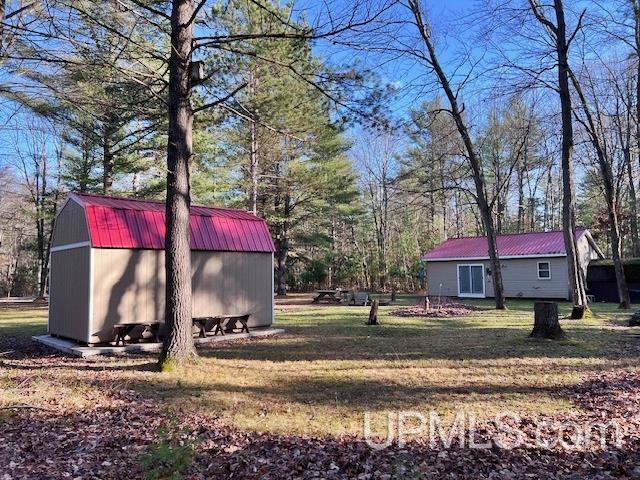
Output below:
[91,249,164,342]
[192,251,273,326]
[48,247,91,341]
[90,249,274,343]
[51,199,89,247]
[427,257,570,300]
[426,260,469,298]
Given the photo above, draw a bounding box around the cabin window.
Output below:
[537,261,551,280]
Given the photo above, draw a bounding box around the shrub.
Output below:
[140,420,198,480]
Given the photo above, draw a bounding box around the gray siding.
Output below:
[48,247,91,341]
[427,257,570,300]
[51,199,89,247]
[89,249,274,343]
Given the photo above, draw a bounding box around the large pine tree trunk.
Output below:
[159,0,196,369]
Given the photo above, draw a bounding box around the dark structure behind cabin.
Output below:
[587,259,640,303]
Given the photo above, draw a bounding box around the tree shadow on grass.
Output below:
[3,358,158,372]
[117,374,572,411]
[195,322,639,363]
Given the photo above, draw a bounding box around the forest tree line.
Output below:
[0,0,640,314]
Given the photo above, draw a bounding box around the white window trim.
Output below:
[457,263,485,298]
[537,261,551,280]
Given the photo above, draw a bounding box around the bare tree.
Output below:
[526,0,588,311]
[611,67,640,256]
[13,121,61,298]
[407,0,507,309]
[354,130,397,290]
[570,64,631,308]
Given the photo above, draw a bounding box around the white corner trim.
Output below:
[50,241,91,253]
[87,247,94,343]
[271,252,275,325]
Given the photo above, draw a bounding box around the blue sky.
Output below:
[306,0,484,123]
[0,0,491,176]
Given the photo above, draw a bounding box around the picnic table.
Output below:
[113,322,161,346]
[192,314,251,337]
[312,290,342,304]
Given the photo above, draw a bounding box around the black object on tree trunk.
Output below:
[530,301,566,340]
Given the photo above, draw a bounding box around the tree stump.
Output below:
[570,304,586,319]
[530,301,566,340]
[367,299,380,325]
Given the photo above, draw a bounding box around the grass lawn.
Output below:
[1,297,639,439]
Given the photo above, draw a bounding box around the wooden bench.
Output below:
[113,322,161,346]
[192,314,251,337]
[350,291,371,306]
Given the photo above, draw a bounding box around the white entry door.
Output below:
[457,264,485,298]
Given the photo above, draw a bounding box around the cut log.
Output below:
[367,299,380,325]
[530,301,566,340]
[570,304,586,320]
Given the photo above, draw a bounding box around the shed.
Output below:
[587,258,640,303]
[49,193,275,344]
[422,229,604,300]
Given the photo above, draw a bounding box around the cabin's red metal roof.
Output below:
[422,229,587,260]
[71,193,275,252]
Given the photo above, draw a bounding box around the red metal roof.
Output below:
[71,193,275,252]
[422,229,587,260]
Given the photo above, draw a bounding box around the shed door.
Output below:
[457,264,485,298]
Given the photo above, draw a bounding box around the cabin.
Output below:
[48,193,275,344]
[422,229,604,300]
